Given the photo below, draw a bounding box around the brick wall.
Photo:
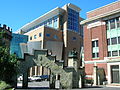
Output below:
[87,1,120,18]
[84,22,107,61]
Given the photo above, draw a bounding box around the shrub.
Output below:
[0,81,11,90]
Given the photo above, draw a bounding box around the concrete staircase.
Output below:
[19,49,78,89]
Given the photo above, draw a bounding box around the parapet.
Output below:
[0,24,12,32]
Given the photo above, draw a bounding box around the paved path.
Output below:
[16,81,120,90]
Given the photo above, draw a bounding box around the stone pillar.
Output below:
[22,70,28,88]
[35,66,37,76]
[98,75,100,85]
[40,66,43,75]
[93,66,98,86]
[68,49,79,88]
[50,74,55,89]
[30,67,32,77]
[79,75,82,88]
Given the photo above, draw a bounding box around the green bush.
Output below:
[0,81,11,90]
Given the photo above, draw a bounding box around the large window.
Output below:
[26,16,58,32]
[67,8,79,32]
[92,40,99,58]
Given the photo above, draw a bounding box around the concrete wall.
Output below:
[45,41,63,60]
[27,41,42,54]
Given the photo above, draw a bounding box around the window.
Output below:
[92,40,98,47]
[107,39,110,45]
[111,37,117,45]
[116,17,120,28]
[110,19,115,29]
[44,21,47,26]
[30,36,32,40]
[67,8,79,32]
[92,40,99,58]
[53,16,58,22]
[53,16,58,28]
[96,40,98,47]
[96,53,99,57]
[112,51,118,56]
[108,51,111,57]
[54,35,58,39]
[46,33,50,37]
[39,33,42,37]
[92,41,95,47]
[34,35,37,39]
[72,37,76,40]
[118,37,120,44]
[92,53,95,58]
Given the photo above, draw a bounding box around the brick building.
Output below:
[81,1,120,84]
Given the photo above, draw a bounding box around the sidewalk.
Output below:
[106,84,120,88]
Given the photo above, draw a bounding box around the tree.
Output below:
[0,31,18,85]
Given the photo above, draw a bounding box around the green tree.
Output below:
[0,31,18,85]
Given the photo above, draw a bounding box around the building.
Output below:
[10,33,28,58]
[81,1,120,84]
[0,24,12,47]
[17,3,83,76]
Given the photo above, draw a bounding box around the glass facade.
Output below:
[67,8,79,32]
[106,17,120,57]
[10,33,28,58]
[26,16,58,32]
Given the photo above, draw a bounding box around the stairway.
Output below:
[19,49,75,89]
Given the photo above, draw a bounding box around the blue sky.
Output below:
[0,0,116,32]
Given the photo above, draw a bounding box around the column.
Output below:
[35,66,37,76]
[93,66,98,86]
[30,67,32,77]
[79,75,82,88]
[107,63,111,84]
[40,66,43,75]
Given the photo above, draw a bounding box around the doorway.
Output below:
[111,65,119,83]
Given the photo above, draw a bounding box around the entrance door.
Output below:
[111,65,119,83]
